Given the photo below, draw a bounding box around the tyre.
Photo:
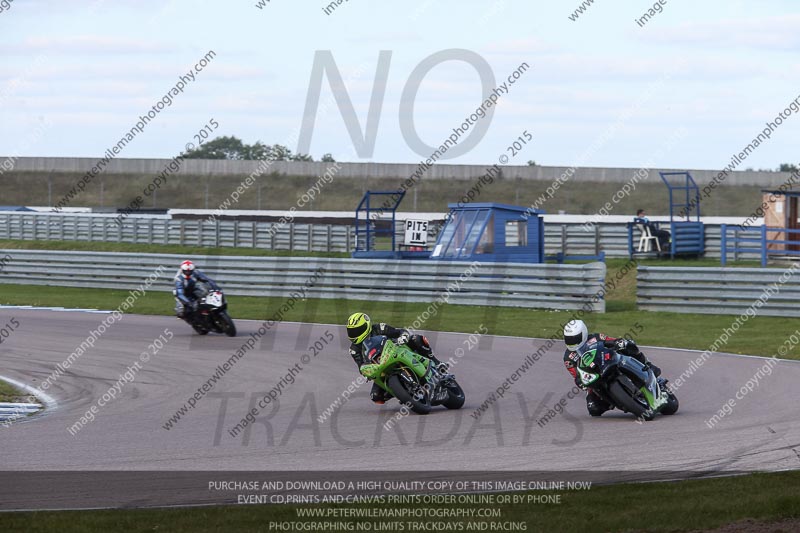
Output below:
[608,380,652,420]
[191,322,209,335]
[387,373,431,415]
[661,392,679,415]
[441,379,465,410]
[217,312,237,337]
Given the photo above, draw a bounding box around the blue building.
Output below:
[430,203,545,263]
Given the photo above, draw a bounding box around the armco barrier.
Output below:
[0,212,354,253]
[637,266,800,317]
[0,250,607,312]
[0,212,759,260]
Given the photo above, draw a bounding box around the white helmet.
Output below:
[564,320,588,351]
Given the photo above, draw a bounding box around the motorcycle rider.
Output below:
[346,312,448,404]
[174,260,220,322]
[563,319,661,416]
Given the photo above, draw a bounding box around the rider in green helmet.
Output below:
[346,312,447,404]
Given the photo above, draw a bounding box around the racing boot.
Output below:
[370,382,392,405]
[586,390,611,417]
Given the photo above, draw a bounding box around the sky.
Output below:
[1,0,800,171]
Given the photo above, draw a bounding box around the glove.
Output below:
[396,333,410,345]
[613,338,628,352]
[574,375,586,390]
[189,300,199,312]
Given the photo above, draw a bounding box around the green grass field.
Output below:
[1,281,795,360]
[1,471,798,532]
[0,239,350,257]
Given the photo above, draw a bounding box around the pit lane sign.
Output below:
[404,220,428,246]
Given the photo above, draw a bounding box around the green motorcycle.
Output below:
[359,336,465,415]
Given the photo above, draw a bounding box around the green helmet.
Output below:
[346,312,372,344]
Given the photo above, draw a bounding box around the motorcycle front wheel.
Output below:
[216,311,237,337]
[387,372,431,415]
[441,379,465,410]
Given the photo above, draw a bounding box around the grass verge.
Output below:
[0,379,28,403]
[0,281,797,360]
[0,471,798,532]
[0,239,349,258]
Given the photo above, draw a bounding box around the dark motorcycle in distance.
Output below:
[576,340,678,420]
[176,282,236,337]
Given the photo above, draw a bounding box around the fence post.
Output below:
[179,220,185,245]
[327,225,333,252]
[270,224,276,250]
[594,224,600,257]
[308,224,313,252]
[561,225,567,256]
[720,224,727,266]
[761,224,768,267]
[252,221,257,249]
[289,223,295,251]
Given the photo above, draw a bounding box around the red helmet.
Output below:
[180,260,195,279]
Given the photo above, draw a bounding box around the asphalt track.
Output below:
[1,309,799,509]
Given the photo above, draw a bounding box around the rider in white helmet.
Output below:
[563,319,660,416]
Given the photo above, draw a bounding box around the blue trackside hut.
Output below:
[430,203,544,263]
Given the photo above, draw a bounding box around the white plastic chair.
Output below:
[637,224,661,252]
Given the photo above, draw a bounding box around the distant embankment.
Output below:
[1,156,790,186]
[0,157,779,216]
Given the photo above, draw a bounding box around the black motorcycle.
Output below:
[575,340,678,420]
[177,282,236,337]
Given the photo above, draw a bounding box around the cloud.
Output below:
[0,36,173,55]
[648,14,800,51]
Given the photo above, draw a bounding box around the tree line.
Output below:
[183,136,335,162]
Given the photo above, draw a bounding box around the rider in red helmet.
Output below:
[174,260,220,321]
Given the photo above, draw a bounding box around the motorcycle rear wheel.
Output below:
[387,373,431,415]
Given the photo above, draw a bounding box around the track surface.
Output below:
[1,309,799,508]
